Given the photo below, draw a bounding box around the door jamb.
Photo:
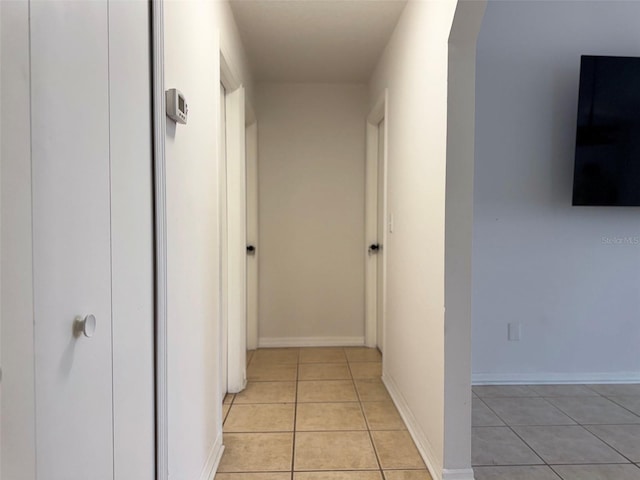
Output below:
[365,89,388,349]
[220,50,248,394]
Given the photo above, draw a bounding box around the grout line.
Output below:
[291,355,300,478]
[346,351,385,478]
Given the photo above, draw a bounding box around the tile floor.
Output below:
[216,347,433,480]
[472,384,640,479]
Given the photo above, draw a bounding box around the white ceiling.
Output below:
[229,0,408,83]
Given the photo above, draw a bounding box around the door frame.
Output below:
[220,50,248,394]
[150,1,168,479]
[365,89,388,349]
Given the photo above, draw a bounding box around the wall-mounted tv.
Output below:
[572,55,640,206]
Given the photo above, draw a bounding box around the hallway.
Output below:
[216,347,432,479]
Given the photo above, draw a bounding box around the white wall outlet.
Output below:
[508,322,522,341]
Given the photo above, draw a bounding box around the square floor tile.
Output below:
[252,348,299,365]
[299,348,347,364]
[529,385,600,397]
[234,381,297,404]
[223,404,231,422]
[371,430,425,470]
[473,399,505,427]
[224,393,235,405]
[473,385,538,398]
[362,401,406,430]
[513,425,628,464]
[547,396,640,424]
[609,396,640,416]
[224,404,295,432]
[247,363,298,382]
[345,347,382,363]
[298,363,351,381]
[472,427,543,466]
[355,379,391,402]
[586,424,640,462]
[294,472,382,480]
[294,431,378,471]
[297,380,358,403]
[383,471,433,480]
[296,402,367,431]
[588,384,640,397]
[218,433,293,472]
[216,474,290,480]
[473,466,561,480]
[551,464,640,480]
[350,362,382,379]
[483,397,575,426]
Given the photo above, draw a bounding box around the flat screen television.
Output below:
[572,55,640,206]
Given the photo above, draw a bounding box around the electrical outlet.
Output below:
[508,322,522,341]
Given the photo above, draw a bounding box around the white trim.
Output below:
[220,49,247,395]
[473,372,640,385]
[150,1,168,479]
[198,434,225,480]
[442,469,475,480]
[258,337,365,348]
[383,373,443,480]
[365,89,388,350]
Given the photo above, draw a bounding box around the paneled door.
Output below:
[31,1,114,478]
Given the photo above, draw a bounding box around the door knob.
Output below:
[247,245,256,255]
[369,244,381,253]
[74,314,97,338]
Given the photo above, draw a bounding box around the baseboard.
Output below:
[442,468,475,480]
[382,373,444,480]
[258,336,365,348]
[199,433,225,480]
[473,372,640,385]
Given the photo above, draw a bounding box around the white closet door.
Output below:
[31,1,114,478]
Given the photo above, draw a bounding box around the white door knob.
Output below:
[74,314,97,338]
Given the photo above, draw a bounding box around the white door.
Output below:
[246,123,259,351]
[376,119,386,353]
[220,82,229,400]
[31,1,114,478]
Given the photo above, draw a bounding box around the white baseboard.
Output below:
[258,336,365,348]
[442,468,475,480]
[382,373,444,480]
[199,434,225,480]
[473,372,640,385]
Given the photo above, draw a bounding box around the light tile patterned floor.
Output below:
[216,347,432,480]
[472,384,640,480]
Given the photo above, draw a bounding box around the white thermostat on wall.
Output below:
[166,88,188,124]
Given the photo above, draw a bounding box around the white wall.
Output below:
[369,2,458,478]
[256,83,368,346]
[473,0,640,383]
[445,2,485,477]
[162,1,253,477]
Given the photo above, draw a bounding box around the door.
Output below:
[220,82,229,400]
[31,1,114,477]
[376,119,386,353]
[246,123,259,351]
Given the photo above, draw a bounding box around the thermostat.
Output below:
[166,88,188,124]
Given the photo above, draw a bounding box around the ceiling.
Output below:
[229,0,408,83]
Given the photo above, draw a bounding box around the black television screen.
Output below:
[572,55,640,206]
